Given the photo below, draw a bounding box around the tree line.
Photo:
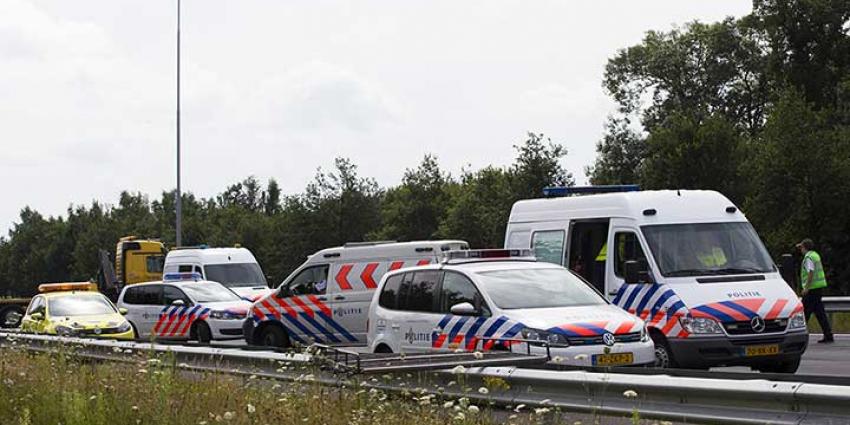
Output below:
[2,0,848,296]
[588,0,850,293]
[0,134,570,296]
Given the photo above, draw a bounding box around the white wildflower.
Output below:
[450,365,467,375]
[146,358,161,365]
[443,401,454,409]
[623,389,638,399]
[222,411,234,421]
[89,395,97,401]
[514,404,526,412]
[478,387,489,395]
[453,412,466,421]
[540,398,551,405]
[246,403,256,414]
[534,407,551,415]
[131,406,139,411]
[472,351,484,359]
[468,405,480,413]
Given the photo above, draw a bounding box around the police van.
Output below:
[117,274,252,342]
[163,246,270,301]
[504,186,808,372]
[367,249,655,367]
[244,240,468,347]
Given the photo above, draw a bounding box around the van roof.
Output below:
[308,240,468,263]
[509,190,746,225]
[165,247,257,264]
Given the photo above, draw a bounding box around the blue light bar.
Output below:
[164,272,203,282]
[543,185,640,197]
[443,249,535,264]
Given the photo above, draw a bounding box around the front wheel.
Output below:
[651,333,678,368]
[0,306,24,328]
[259,325,290,349]
[194,321,213,343]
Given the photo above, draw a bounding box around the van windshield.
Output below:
[475,268,606,309]
[204,263,267,288]
[642,222,775,277]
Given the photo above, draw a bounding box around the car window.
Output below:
[48,294,117,316]
[181,282,241,303]
[379,273,403,309]
[614,232,648,278]
[439,271,490,316]
[146,255,164,273]
[400,270,439,313]
[532,230,565,265]
[122,286,141,304]
[125,285,162,305]
[163,286,189,305]
[288,265,329,296]
[27,296,45,314]
[476,267,606,309]
[178,265,193,273]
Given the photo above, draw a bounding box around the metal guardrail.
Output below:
[823,296,850,313]
[3,332,850,424]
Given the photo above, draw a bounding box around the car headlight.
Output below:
[520,327,568,345]
[55,325,75,336]
[116,321,132,333]
[789,312,806,329]
[210,310,245,320]
[678,317,723,334]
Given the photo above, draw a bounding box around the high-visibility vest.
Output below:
[800,250,828,290]
[595,243,607,261]
[697,247,727,267]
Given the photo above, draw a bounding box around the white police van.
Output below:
[118,273,252,342]
[244,240,468,348]
[504,186,808,372]
[367,249,655,367]
[163,246,270,301]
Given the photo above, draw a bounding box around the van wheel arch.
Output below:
[256,321,290,348]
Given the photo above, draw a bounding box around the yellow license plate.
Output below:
[744,344,780,357]
[593,353,634,366]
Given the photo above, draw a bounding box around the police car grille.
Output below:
[77,327,122,335]
[567,332,641,346]
[723,319,787,335]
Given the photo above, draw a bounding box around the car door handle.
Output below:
[608,291,619,296]
[316,296,328,301]
[391,324,400,330]
[333,295,345,301]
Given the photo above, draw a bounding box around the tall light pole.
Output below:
[175,0,183,247]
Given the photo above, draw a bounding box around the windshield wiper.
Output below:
[665,269,719,277]
[712,267,764,275]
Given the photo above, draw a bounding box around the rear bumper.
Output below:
[668,330,808,368]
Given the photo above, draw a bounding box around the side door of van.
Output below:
[605,223,651,301]
[332,257,436,344]
[279,263,344,345]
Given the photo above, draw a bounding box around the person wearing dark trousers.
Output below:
[797,238,834,343]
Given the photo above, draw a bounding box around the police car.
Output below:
[367,250,655,367]
[20,282,134,340]
[117,273,252,342]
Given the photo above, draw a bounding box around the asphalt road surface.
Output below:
[713,334,848,376]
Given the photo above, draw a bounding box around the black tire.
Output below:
[259,325,290,349]
[129,322,139,340]
[651,332,678,368]
[374,344,393,354]
[194,321,213,344]
[757,357,801,374]
[0,306,25,329]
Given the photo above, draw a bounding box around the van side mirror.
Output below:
[277,285,291,298]
[778,253,796,287]
[624,261,640,284]
[450,302,478,316]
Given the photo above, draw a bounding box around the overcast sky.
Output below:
[1,0,752,234]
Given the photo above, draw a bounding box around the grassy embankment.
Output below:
[0,345,656,425]
[808,312,850,334]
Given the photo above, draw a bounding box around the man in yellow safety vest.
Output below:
[797,238,833,343]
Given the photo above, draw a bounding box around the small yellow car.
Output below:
[20,282,135,340]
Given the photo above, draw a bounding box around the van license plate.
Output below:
[593,353,633,366]
[744,344,780,357]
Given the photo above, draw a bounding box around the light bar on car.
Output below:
[163,272,203,282]
[543,185,640,197]
[443,249,536,264]
[38,282,98,293]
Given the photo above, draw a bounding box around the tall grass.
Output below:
[808,312,850,334]
[0,346,564,425]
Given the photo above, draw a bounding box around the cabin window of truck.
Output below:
[531,230,565,265]
[613,232,648,278]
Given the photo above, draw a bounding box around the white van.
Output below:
[505,187,808,373]
[367,249,655,367]
[163,247,270,301]
[244,240,468,347]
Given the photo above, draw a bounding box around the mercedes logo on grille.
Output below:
[602,333,615,346]
[750,316,766,333]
